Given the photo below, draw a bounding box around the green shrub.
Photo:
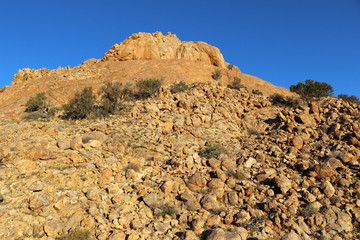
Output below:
[290,79,334,102]
[211,70,222,81]
[57,229,91,240]
[98,81,128,115]
[199,143,227,159]
[227,64,234,70]
[135,78,162,99]
[228,77,246,91]
[0,193,3,203]
[252,89,263,95]
[62,87,96,119]
[154,203,178,218]
[170,81,189,94]
[25,92,47,112]
[269,93,300,108]
[338,94,359,103]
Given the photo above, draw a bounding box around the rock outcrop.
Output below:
[1,32,295,119]
[102,32,227,68]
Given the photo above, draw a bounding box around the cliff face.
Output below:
[102,32,227,68]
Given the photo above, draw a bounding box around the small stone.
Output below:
[321,181,336,198]
[86,189,101,201]
[143,193,159,208]
[70,136,82,150]
[292,136,303,150]
[27,146,48,160]
[28,192,50,210]
[161,181,174,194]
[57,138,70,149]
[43,219,62,237]
[281,232,302,240]
[243,157,256,168]
[200,194,218,210]
[274,174,292,194]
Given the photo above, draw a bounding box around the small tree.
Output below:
[269,93,300,108]
[170,81,189,94]
[228,77,246,91]
[98,81,125,114]
[211,70,222,81]
[135,78,162,99]
[62,87,96,119]
[252,89,263,95]
[338,94,359,103]
[25,92,47,112]
[290,79,333,102]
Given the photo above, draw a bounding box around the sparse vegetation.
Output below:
[269,93,300,108]
[227,77,246,91]
[252,89,263,95]
[25,92,47,112]
[123,162,143,173]
[227,64,234,70]
[135,78,162,99]
[290,79,334,102]
[98,81,126,115]
[62,87,96,119]
[170,81,189,94]
[199,143,227,159]
[338,94,359,103]
[211,70,222,81]
[0,193,3,203]
[154,203,177,218]
[248,127,262,136]
[57,229,91,240]
[227,169,248,180]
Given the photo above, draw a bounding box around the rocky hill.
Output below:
[1,82,360,239]
[1,32,359,240]
[0,32,294,119]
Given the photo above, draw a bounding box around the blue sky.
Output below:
[1,0,359,97]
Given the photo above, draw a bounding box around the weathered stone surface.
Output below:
[200,194,218,210]
[143,193,159,208]
[281,232,302,240]
[28,192,50,210]
[102,32,227,68]
[70,136,82,150]
[274,174,292,194]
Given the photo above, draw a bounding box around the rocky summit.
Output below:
[0,31,293,119]
[0,33,360,240]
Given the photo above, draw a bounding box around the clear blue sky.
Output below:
[1,0,359,97]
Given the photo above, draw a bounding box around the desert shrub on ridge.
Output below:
[62,87,96,119]
[98,81,131,115]
[25,92,48,112]
[211,70,222,81]
[199,143,227,159]
[170,81,189,94]
[269,93,300,108]
[228,77,246,91]
[135,78,162,99]
[290,79,334,102]
[338,94,359,103]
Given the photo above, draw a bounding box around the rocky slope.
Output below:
[0,32,294,119]
[1,83,360,240]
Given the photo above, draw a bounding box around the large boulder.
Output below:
[102,32,227,68]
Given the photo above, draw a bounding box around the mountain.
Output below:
[2,32,358,240]
[0,32,294,119]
